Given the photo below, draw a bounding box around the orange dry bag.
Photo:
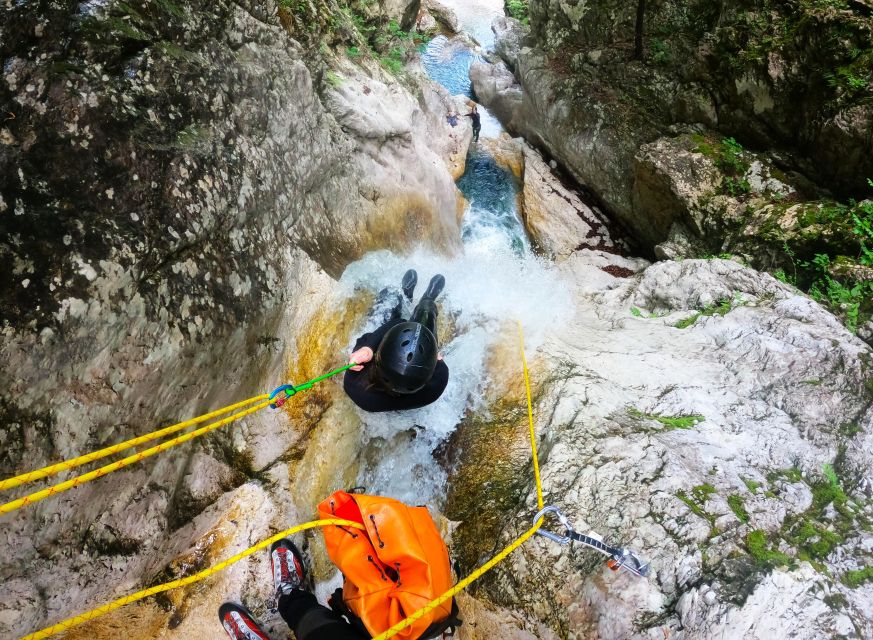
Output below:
[318,490,461,639]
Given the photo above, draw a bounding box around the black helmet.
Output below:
[375,322,438,394]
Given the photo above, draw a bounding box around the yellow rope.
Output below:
[0,399,273,516]
[18,324,546,640]
[371,321,546,639]
[372,520,543,640]
[518,320,544,511]
[0,395,269,492]
[19,519,366,640]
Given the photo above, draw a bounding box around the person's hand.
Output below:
[349,347,374,371]
[437,352,444,361]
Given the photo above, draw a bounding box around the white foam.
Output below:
[337,246,572,505]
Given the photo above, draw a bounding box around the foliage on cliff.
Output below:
[525,0,873,198]
[277,0,428,76]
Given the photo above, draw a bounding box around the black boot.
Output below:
[402,269,418,301]
[422,274,445,300]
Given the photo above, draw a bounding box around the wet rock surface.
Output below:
[0,0,466,636]
[448,253,873,639]
[521,143,616,259]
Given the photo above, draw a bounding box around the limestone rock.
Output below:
[521,144,614,259]
[446,255,873,639]
[426,0,460,34]
[492,16,529,71]
[634,133,863,275]
[522,0,873,197]
[0,1,463,637]
[479,134,525,178]
[469,59,524,130]
[416,9,439,35]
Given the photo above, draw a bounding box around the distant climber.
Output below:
[465,104,481,142]
[344,269,449,412]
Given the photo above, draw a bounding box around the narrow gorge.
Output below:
[1,1,872,639]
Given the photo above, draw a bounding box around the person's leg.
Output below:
[271,539,367,640]
[410,297,438,335]
[410,274,445,336]
[277,591,367,640]
[402,269,417,301]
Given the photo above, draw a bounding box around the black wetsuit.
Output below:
[466,111,481,141]
[344,318,449,412]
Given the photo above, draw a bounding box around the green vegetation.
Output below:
[326,71,344,87]
[767,466,804,483]
[843,566,873,588]
[742,477,762,493]
[630,306,668,318]
[629,408,704,431]
[839,422,861,438]
[710,0,873,113]
[788,518,842,561]
[677,484,717,531]
[276,1,431,79]
[746,530,792,567]
[800,250,873,333]
[738,463,871,577]
[694,136,752,197]
[505,0,529,24]
[728,494,750,522]
[674,293,745,329]
[650,38,671,64]
[692,483,717,502]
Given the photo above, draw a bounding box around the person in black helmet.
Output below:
[344,270,449,412]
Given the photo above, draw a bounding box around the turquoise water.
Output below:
[422,27,529,255]
[421,36,476,98]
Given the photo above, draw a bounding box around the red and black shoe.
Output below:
[270,538,305,596]
[218,603,269,640]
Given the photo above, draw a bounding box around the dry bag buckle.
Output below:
[269,384,297,408]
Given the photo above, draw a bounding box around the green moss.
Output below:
[767,466,804,484]
[677,484,720,535]
[843,566,873,588]
[674,313,701,329]
[674,293,745,329]
[692,483,717,502]
[746,530,792,567]
[677,490,710,522]
[629,408,704,431]
[790,519,843,560]
[742,477,762,493]
[839,423,862,437]
[728,494,750,522]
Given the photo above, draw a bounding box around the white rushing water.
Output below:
[331,0,569,507]
[338,244,571,505]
